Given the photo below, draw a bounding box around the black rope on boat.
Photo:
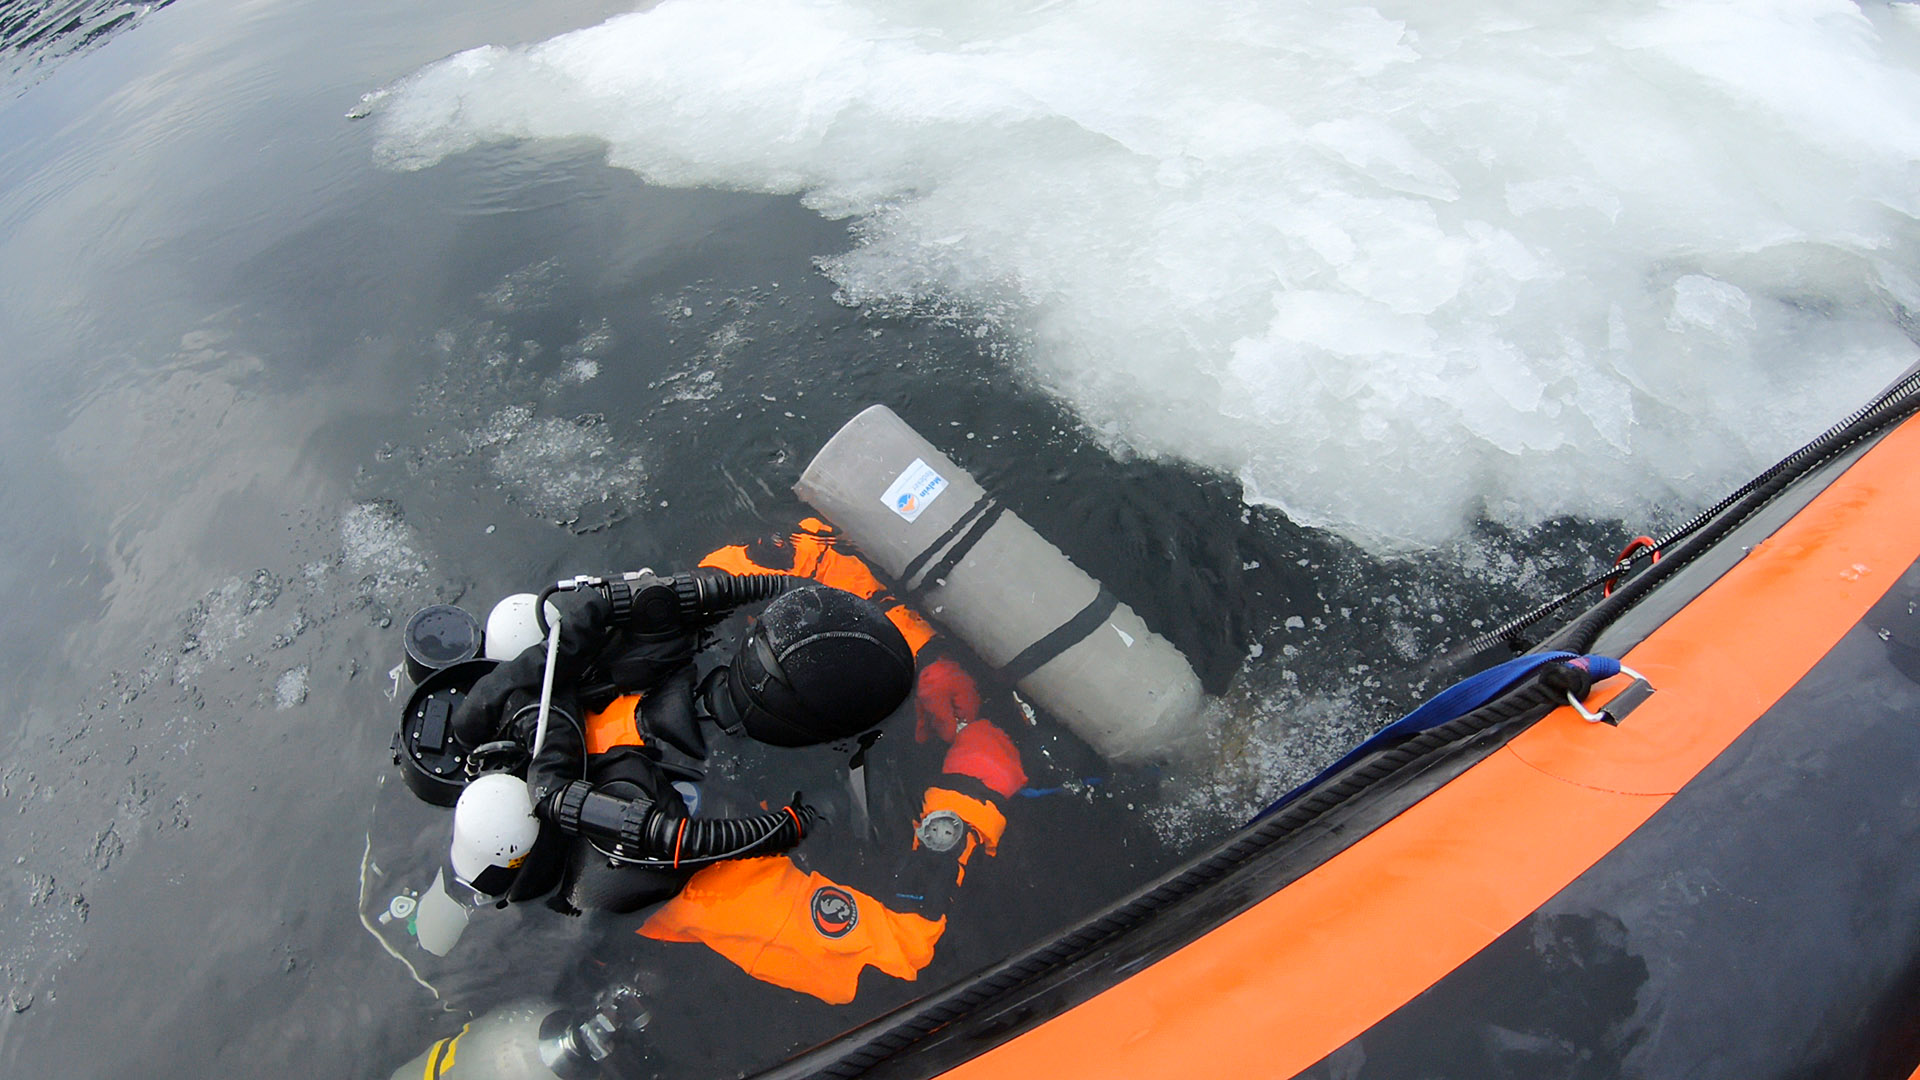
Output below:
[1550,365,1920,656]
[1455,363,1920,660]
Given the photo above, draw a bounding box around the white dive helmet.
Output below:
[483,593,561,661]
[450,773,540,897]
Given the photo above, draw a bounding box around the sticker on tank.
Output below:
[881,458,948,523]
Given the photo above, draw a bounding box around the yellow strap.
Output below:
[424,1024,468,1079]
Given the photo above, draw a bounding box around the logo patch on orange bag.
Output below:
[810,885,859,938]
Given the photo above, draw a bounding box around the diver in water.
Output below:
[384,517,1028,1078]
[634,518,1027,998]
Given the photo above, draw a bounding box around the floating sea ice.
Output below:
[374,0,1920,549]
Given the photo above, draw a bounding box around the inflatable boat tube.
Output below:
[755,363,1920,1080]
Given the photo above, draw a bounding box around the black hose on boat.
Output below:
[1454,363,1920,660]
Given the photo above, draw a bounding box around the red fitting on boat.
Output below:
[1602,535,1663,598]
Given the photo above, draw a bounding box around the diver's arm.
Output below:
[635,702,1028,1004]
[892,717,1026,917]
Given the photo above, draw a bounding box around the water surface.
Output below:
[1,0,1916,1076]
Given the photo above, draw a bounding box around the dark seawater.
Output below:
[0,0,1755,1076]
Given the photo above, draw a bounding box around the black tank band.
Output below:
[900,493,995,586]
[906,502,1006,600]
[998,588,1120,684]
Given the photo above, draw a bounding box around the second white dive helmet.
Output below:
[483,593,561,661]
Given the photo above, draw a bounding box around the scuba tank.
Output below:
[387,986,650,1080]
[796,405,1205,761]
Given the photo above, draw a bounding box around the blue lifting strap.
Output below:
[1250,651,1621,822]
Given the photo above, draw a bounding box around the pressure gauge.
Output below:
[916,810,969,853]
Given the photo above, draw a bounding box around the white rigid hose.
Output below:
[528,610,562,798]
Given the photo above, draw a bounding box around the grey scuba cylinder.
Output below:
[387,987,649,1080]
[795,405,1205,761]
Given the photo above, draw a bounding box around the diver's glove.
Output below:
[940,719,1026,799]
[451,588,615,747]
[899,717,1027,905]
[913,655,981,744]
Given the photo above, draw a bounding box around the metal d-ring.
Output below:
[1566,664,1651,725]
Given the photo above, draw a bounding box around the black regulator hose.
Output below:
[673,568,795,619]
[535,582,565,635]
[670,805,814,860]
[541,780,816,869]
[537,568,797,637]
